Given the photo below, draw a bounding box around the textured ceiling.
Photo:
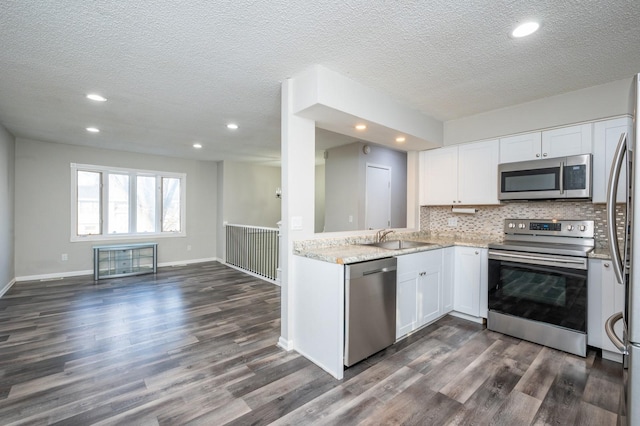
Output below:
[1,1,640,163]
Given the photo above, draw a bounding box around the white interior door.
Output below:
[365,164,391,229]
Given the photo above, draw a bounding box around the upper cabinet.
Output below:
[592,117,632,203]
[499,124,593,163]
[420,139,499,206]
[499,132,541,163]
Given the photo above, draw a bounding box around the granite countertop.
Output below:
[589,248,612,260]
[294,236,499,265]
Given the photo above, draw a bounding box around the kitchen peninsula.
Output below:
[292,232,496,379]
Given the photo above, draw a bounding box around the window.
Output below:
[71,163,186,241]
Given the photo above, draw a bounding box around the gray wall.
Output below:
[0,125,15,291]
[359,142,407,229]
[221,161,281,227]
[14,138,218,278]
[324,142,407,232]
[444,78,631,145]
[324,143,360,232]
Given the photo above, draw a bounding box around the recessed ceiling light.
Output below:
[227,123,238,130]
[355,124,367,131]
[396,136,406,143]
[86,127,100,133]
[193,143,202,149]
[86,93,107,102]
[511,21,540,38]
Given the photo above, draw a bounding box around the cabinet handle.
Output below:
[475,251,479,255]
[543,153,548,157]
[458,200,461,203]
[536,153,540,158]
[604,263,610,268]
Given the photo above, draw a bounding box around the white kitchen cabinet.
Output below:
[499,124,592,164]
[592,117,632,203]
[588,258,625,363]
[453,246,488,318]
[499,132,542,163]
[420,146,458,206]
[442,247,454,313]
[421,139,499,206]
[396,249,443,339]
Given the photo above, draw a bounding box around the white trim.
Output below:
[15,258,221,283]
[0,278,16,298]
[71,231,186,243]
[278,336,294,351]
[448,311,485,324]
[70,163,187,242]
[16,270,93,282]
[157,257,218,268]
[223,262,279,285]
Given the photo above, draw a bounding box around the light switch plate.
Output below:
[291,216,303,230]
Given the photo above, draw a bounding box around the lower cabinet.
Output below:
[453,246,488,318]
[588,258,625,362]
[396,246,488,339]
[396,249,444,339]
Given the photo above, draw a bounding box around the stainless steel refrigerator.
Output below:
[606,72,640,426]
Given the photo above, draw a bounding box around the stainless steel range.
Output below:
[487,219,595,357]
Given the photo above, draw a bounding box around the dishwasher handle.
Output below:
[363,267,395,276]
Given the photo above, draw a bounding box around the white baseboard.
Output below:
[16,269,93,282]
[158,257,218,267]
[449,311,486,324]
[0,278,16,298]
[278,336,293,351]
[15,258,222,283]
[223,262,279,285]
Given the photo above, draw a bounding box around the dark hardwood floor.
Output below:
[0,262,622,425]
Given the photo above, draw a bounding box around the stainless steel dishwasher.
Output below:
[344,257,397,367]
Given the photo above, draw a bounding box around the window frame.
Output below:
[70,163,186,242]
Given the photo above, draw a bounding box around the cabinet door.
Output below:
[396,270,418,339]
[442,247,454,313]
[453,246,482,317]
[396,253,422,339]
[457,139,500,205]
[421,146,458,205]
[592,117,632,203]
[542,123,593,159]
[601,260,625,355]
[499,132,541,163]
[417,250,443,326]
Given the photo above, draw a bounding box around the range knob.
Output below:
[566,225,574,231]
[518,223,526,229]
[579,225,587,232]
[508,222,516,229]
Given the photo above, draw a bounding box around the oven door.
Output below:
[488,250,588,332]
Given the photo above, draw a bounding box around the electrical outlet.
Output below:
[187,245,192,251]
[61,253,68,261]
[447,218,458,227]
[348,215,353,223]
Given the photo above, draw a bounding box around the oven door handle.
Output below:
[488,250,586,266]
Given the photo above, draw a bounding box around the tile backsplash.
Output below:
[420,201,625,248]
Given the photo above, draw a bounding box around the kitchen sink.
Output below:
[363,240,436,250]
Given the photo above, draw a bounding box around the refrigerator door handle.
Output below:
[606,132,628,285]
[605,312,628,354]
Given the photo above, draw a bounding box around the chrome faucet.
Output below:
[376,229,395,243]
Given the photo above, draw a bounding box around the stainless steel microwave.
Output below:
[498,154,592,201]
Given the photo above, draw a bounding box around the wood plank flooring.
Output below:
[0,262,623,425]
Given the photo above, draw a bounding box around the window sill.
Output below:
[71,232,186,243]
